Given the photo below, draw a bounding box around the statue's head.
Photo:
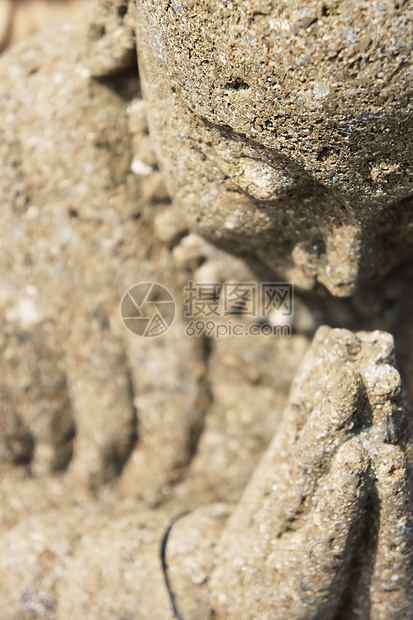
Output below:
[136,0,413,295]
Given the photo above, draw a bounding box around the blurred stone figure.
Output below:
[0,0,94,52]
[0,0,412,618]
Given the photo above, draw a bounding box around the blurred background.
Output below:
[0,0,94,53]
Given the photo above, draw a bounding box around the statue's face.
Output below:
[136,0,413,295]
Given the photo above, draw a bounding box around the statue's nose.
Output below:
[278,224,363,296]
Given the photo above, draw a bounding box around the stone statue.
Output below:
[210,327,413,619]
[135,0,413,296]
[0,328,411,619]
[0,0,412,617]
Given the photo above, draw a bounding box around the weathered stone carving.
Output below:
[136,0,413,296]
[210,327,413,619]
[0,328,411,619]
[0,1,412,618]
[0,10,307,509]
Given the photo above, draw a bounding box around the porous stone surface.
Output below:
[0,15,313,617]
[87,0,136,77]
[1,328,412,619]
[0,15,309,512]
[136,0,413,296]
[211,327,413,619]
[174,334,309,506]
[165,504,233,620]
[0,500,177,620]
[1,1,413,618]
[0,0,94,54]
[0,21,165,494]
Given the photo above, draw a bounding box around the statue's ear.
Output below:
[86,0,137,78]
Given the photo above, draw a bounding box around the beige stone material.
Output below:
[0,9,307,509]
[0,1,413,618]
[0,0,94,53]
[211,327,413,619]
[0,328,411,619]
[136,0,413,296]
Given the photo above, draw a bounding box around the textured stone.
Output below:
[175,333,309,506]
[86,0,136,77]
[136,0,413,296]
[165,504,232,620]
[210,327,413,619]
[0,500,176,620]
[0,6,308,505]
[1,328,411,619]
[0,22,140,491]
[1,1,413,618]
[0,0,94,54]
[0,22,211,501]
